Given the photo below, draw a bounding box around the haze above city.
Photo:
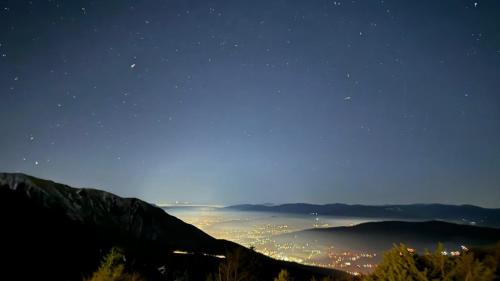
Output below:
[1,0,499,207]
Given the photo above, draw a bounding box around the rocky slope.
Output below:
[0,172,221,253]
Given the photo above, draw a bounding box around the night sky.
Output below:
[1,0,499,207]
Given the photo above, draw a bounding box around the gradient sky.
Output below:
[1,0,499,207]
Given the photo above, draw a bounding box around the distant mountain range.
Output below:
[227,203,500,228]
[277,220,500,254]
[0,173,347,281]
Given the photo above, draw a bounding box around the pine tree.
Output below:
[274,269,291,281]
[84,248,144,281]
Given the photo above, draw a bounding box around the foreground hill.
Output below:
[0,173,350,281]
[227,203,500,228]
[279,220,500,253]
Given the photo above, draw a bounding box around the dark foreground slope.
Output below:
[280,220,500,253]
[0,173,349,281]
[227,203,500,228]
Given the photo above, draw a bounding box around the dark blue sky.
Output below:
[1,0,499,207]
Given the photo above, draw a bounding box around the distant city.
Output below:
[164,206,488,275]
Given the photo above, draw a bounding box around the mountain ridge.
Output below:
[278,220,500,253]
[298,220,500,240]
[227,203,500,228]
[0,172,221,253]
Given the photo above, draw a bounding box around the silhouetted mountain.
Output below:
[227,203,500,228]
[0,173,349,281]
[279,220,500,253]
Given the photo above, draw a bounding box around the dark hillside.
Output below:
[0,173,350,281]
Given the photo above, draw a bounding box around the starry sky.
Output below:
[1,0,499,207]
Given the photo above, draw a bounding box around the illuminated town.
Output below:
[166,207,380,275]
[164,206,472,275]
